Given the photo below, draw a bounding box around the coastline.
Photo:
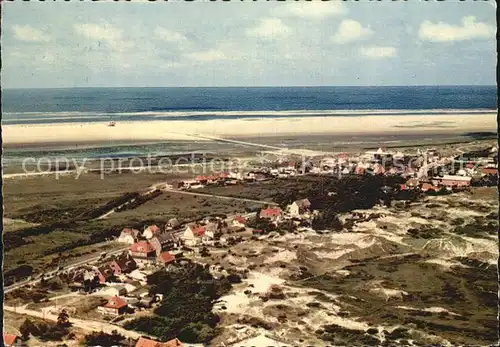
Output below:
[2,112,497,149]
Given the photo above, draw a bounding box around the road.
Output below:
[162,188,279,206]
[4,245,130,294]
[3,304,145,339]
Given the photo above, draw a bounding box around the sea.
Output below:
[2,86,497,166]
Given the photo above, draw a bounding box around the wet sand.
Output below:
[2,112,497,149]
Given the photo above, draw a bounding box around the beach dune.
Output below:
[2,113,496,148]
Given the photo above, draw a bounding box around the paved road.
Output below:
[162,188,278,206]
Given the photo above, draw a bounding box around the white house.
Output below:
[143,224,161,240]
[183,224,206,247]
[288,198,311,218]
[117,228,139,244]
[232,216,247,228]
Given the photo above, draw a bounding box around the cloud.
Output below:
[12,24,51,42]
[73,23,135,51]
[185,49,227,62]
[419,16,495,42]
[276,2,347,19]
[154,26,188,43]
[246,18,291,40]
[332,20,373,44]
[360,46,396,59]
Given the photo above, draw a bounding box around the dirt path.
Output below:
[3,305,144,339]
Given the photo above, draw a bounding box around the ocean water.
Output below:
[2,86,497,125]
[2,86,496,166]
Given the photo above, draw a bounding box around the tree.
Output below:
[57,309,70,326]
[83,330,126,347]
[20,318,38,340]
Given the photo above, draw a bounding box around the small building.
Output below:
[232,216,247,228]
[102,284,128,297]
[150,232,179,256]
[96,265,115,284]
[482,167,498,176]
[166,218,180,230]
[355,166,366,175]
[135,337,184,347]
[421,183,439,192]
[129,241,157,265]
[143,225,162,240]
[157,251,176,267]
[372,164,385,175]
[288,198,311,218]
[182,224,206,247]
[109,255,137,276]
[405,178,420,188]
[117,228,140,244]
[98,296,128,316]
[3,334,21,347]
[259,207,282,222]
[435,175,472,188]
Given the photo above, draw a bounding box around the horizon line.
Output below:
[3,84,497,90]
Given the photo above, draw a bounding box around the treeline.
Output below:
[116,189,162,212]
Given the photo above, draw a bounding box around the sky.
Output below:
[2,1,496,88]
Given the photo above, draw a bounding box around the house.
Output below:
[355,166,366,175]
[288,198,311,218]
[101,284,128,297]
[182,224,206,247]
[135,337,183,347]
[166,218,180,230]
[3,334,21,347]
[150,232,179,256]
[421,183,439,192]
[109,255,137,276]
[372,164,386,175]
[97,296,128,316]
[232,216,247,228]
[436,175,472,188]
[204,222,223,241]
[482,167,497,175]
[143,225,162,240]
[157,251,176,266]
[252,229,265,235]
[259,207,282,222]
[96,264,115,284]
[117,228,140,244]
[129,241,157,265]
[405,178,420,188]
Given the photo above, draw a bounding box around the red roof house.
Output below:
[482,167,497,175]
[98,296,128,316]
[129,241,156,259]
[232,215,247,228]
[136,337,184,347]
[96,264,115,284]
[421,183,439,192]
[259,207,282,220]
[157,251,176,266]
[3,334,19,347]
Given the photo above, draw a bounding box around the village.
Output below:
[3,143,498,347]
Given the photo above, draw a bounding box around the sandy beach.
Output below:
[2,112,497,148]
